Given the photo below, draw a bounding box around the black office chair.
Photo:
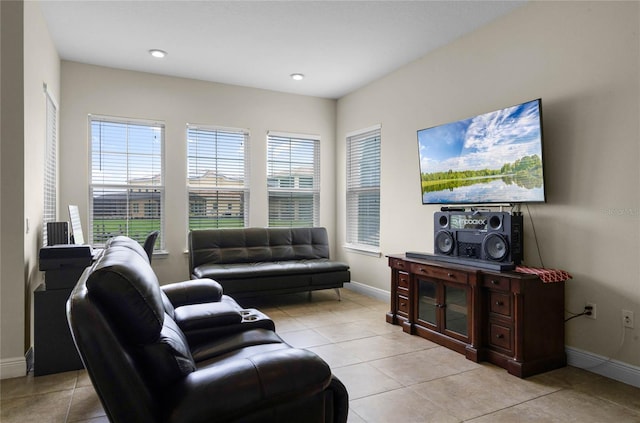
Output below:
[143,230,159,263]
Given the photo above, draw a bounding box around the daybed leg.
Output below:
[334,288,341,301]
[308,291,312,302]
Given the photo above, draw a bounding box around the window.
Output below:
[187,125,249,229]
[346,125,381,250]
[43,86,57,246]
[267,132,320,227]
[89,116,164,249]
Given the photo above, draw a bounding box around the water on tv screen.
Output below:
[417,99,545,205]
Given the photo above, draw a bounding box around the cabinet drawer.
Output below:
[411,263,468,284]
[397,295,409,316]
[482,275,511,291]
[489,291,512,317]
[489,322,512,351]
[398,272,410,290]
[389,258,409,271]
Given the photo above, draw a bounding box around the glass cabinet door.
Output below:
[418,278,469,341]
[417,279,438,327]
[444,284,468,337]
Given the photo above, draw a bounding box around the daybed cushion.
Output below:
[192,259,349,280]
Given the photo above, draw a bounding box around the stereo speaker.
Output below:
[434,211,523,265]
[46,221,69,246]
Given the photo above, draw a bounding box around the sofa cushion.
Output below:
[86,245,165,344]
[161,279,224,306]
[87,245,197,388]
[189,227,332,269]
[192,259,349,280]
[104,236,179,318]
[173,302,242,332]
[141,315,196,387]
[190,329,286,363]
[167,347,333,423]
[106,235,150,262]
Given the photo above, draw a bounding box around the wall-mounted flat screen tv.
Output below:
[417,98,545,205]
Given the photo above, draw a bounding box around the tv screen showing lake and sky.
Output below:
[417,99,545,204]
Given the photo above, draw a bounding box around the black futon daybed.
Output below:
[188,227,350,300]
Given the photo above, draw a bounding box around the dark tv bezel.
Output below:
[417,98,546,206]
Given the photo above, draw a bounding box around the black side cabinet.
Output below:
[35,246,92,376]
[34,283,84,375]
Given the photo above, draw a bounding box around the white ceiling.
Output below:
[39,0,525,99]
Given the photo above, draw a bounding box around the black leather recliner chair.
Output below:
[66,237,349,423]
[102,236,277,345]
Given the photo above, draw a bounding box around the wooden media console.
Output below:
[386,253,567,378]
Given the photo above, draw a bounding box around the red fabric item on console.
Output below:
[515,266,572,283]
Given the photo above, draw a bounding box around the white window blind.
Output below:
[346,125,381,248]
[43,87,57,246]
[187,125,249,230]
[267,132,320,227]
[89,116,164,249]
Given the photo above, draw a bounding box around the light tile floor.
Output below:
[2,289,639,422]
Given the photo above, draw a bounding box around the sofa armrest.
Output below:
[161,279,223,307]
[173,302,242,332]
[167,349,332,423]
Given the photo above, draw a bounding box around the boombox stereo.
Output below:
[434,211,523,265]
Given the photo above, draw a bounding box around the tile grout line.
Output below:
[458,388,568,422]
[63,371,80,423]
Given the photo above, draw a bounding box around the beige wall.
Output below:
[24,0,61,350]
[1,0,26,378]
[336,1,639,367]
[1,0,60,378]
[59,63,337,283]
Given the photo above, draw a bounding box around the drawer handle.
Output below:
[447,273,454,278]
[496,334,505,339]
[491,280,499,285]
[495,301,504,306]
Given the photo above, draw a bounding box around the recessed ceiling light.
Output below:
[290,73,305,81]
[149,49,167,59]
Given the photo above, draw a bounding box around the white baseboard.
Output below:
[0,356,26,380]
[566,346,640,388]
[344,280,390,303]
[344,282,639,388]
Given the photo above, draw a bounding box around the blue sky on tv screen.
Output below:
[418,100,542,174]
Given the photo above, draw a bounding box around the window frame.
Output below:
[43,85,58,246]
[266,131,320,228]
[345,124,381,254]
[88,115,165,250]
[186,124,250,230]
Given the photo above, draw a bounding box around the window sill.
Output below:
[344,244,382,257]
[151,250,169,259]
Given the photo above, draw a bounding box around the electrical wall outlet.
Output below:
[585,303,596,319]
[622,310,634,328]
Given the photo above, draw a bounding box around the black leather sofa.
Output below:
[188,227,350,300]
[67,236,349,423]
